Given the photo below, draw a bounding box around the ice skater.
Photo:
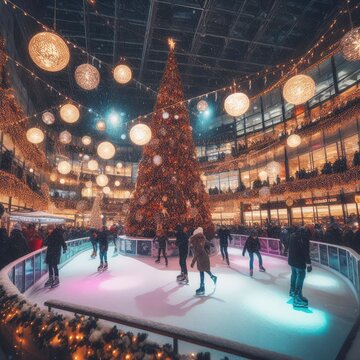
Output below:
[217,225,232,265]
[190,227,217,295]
[97,226,109,272]
[153,228,169,266]
[242,230,266,277]
[44,226,67,288]
[175,224,189,284]
[288,227,312,308]
[89,228,98,259]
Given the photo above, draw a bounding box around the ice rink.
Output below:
[26,247,359,360]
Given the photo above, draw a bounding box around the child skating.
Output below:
[153,228,169,266]
[190,227,217,295]
[97,226,109,272]
[242,230,266,277]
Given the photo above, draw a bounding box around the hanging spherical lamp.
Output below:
[283,74,315,105]
[75,63,100,90]
[59,178,66,185]
[129,123,152,146]
[50,173,57,182]
[197,100,208,112]
[26,127,44,144]
[81,187,92,197]
[97,141,116,160]
[266,161,281,176]
[162,112,170,119]
[341,27,360,61]
[82,136,92,146]
[224,92,250,117]
[287,134,302,148]
[96,174,109,187]
[153,155,162,166]
[60,103,80,123]
[42,111,55,125]
[28,32,70,72]
[102,186,111,194]
[87,159,98,171]
[96,120,106,132]
[85,180,93,188]
[116,162,123,169]
[114,180,121,187]
[59,130,72,144]
[113,64,132,84]
[57,160,71,175]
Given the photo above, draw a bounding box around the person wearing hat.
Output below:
[242,230,266,277]
[190,227,217,295]
[8,223,30,261]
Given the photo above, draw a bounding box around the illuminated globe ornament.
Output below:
[341,27,360,61]
[85,181,93,188]
[26,127,44,144]
[74,63,100,90]
[113,64,132,84]
[121,134,126,140]
[57,160,71,175]
[97,141,116,160]
[83,154,90,161]
[224,92,250,117]
[87,159,99,171]
[82,136,92,146]
[266,161,281,176]
[60,103,80,123]
[50,173,57,182]
[114,180,121,187]
[287,134,302,148]
[259,170,268,181]
[96,174,109,187]
[81,187,92,197]
[162,112,170,119]
[96,120,106,132]
[283,74,315,105]
[42,111,55,125]
[197,100,208,112]
[116,162,123,169]
[174,115,179,120]
[59,130,72,144]
[129,123,152,146]
[28,32,70,72]
[60,178,65,185]
[153,155,162,166]
[102,186,111,194]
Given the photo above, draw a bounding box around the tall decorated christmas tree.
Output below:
[126,39,214,238]
[89,194,103,229]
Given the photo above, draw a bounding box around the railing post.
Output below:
[173,338,178,354]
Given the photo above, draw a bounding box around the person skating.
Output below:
[153,229,169,266]
[175,224,189,283]
[97,226,109,271]
[288,227,312,308]
[217,225,232,265]
[44,226,67,288]
[190,227,217,295]
[242,230,266,277]
[89,228,98,258]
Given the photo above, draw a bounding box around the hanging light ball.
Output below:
[162,112,170,119]
[97,141,116,160]
[102,186,111,195]
[59,130,72,144]
[28,32,70,72]
[57,160,71,175]
[114,180,121,187]
[259,170,268,181]
[74,63,100,90]
[113,64,132,84]
[197,100,208,112]
[341,27,360,62]
[87,159,99,171]
[153,155,163,166]
[81,187,92,197]
[287,134,302,148]
[82,136,92,146]
[26,127,44,144]
[59,178,66,185]
[105,165,112,173]
[60,103,80,123]
[42,111,55,125]
[266,161,281,176]
[96,174,109,187]
[50,173,57,182]
[224,92,250,117]
[96,120,106,132]
[283,74,315,105]
[85,180,93,188]
[130,123,152,146]
[116,162,123,169]
[83,154,90,161]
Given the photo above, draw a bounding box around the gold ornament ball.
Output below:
[57,160,72,175]
[102,186,111,194]
[130,123,152,146]
[28,32,70,72]
[341,27,360,62]
[87,159,99,171]
[287,134,302,148]
[96,174,109,187]
[113,64,132,84]
[197,100,208,112]
[42,111,55,125]
[59,130,72,144]
[75,63,100,90]
[60,103,80,123]
[26,127,45,144]
[283,74,315,105]
[97,141,116,160]
[224,92,250,117]
[153,155,162,166]
[96,120,106,132]
[114,180,121,187]
[82,136,92,146]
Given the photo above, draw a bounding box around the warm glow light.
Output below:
[266,161,281,176]
[287,134,302,148]
[224,92,250,117]
[85,180,92,188]
[75,63,100,90]
[197,100,208,112]
[81,187,92,197]
[60,103,80,123]
[113,64,132,84]
[97,141,116,160]
[28,32,70,72]
[96,174,109,187]
[341,27,360,61]
[102,186,111,194]
[59,178,65,185]
[82,136,92,146]
[96,120,106,132]
[129,123,152,146]
[259,186,270,200]
[57,160,71,175]
[259,170,268,181]
[114,180,120,187]
[116,162,123,169]
[26,127,44,144]
[283,74,315,105]
[87,159,99,171]
[42,112,55,125]
[59,130,72,144]
[50,173,57,182]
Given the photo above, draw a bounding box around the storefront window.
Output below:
[325,143,339,162]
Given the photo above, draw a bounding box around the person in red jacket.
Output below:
[26,223,43,252]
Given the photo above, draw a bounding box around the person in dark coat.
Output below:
[153,229,169,266]
[242,230,266,277]
[288,227,312,308]
[8,223,30,261]
[89,228,98,258]
[217,225,232,265]
[279,226,290,256]
[0,227,10,269]
[342,226,354,247]
[44,226,67,288]
[324,217,342,244]
[190,227,217,295]
[97,226,109,271]
[175,224,189,283]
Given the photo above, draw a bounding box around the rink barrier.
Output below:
[44,299,298,360]
[230,234,360,297]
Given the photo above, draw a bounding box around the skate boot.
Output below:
[182,274,189,284]
[195,286,205,296]
[250,269,253,277]
[155,258,160,263]
[51,277,59,288]
[177,273,184,281]
[91,251,96,258]
[226,257,230,266]
[98,264,103,272]
[289,288,295,297]
[44,276,53,288]
[165,259,168,267]
[103,262,108,270]
[211,275,217,286]
[293,291,308,308]
[259,266,266,272]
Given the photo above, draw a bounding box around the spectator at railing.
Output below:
[8,223,30,262]
[0,150,13,172]
[0,227,9,269]
[324,217,343,245]
[353,150,360,166]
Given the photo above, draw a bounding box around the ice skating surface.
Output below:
[26,247,358,360]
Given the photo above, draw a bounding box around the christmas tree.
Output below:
[126,39,214,238]
[89,194,103,229]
